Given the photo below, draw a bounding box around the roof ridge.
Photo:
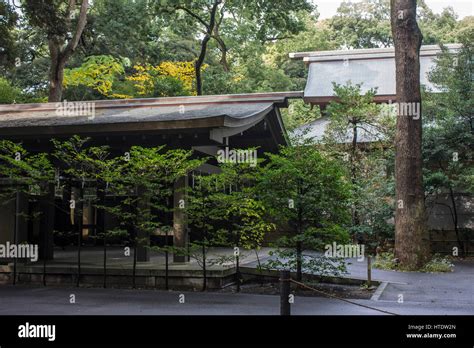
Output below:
[0,91,303,113]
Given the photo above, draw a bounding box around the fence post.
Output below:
[280,270,291,316]
[367,255,372,288]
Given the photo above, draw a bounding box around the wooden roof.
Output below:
[0,92,302,138]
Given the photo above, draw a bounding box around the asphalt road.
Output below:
[0,284,473,315]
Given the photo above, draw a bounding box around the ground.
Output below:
[0,248,473,315]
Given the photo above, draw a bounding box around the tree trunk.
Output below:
[132,238,137,289]
[193,0,220,96]
[46,0,89,102]
[391,0,430,270]
[76,185,83,287]
[48,45,66,102]
[12,190,20,285]
[235,252,241,292]
[195,35,210,96]
[448,186,464,256]
[202,240,207,291]
[213,33,230,72]
[296,179,303,281]
[350,123,360,230]
[296,240,302,281]
[96,182,107,288]
[165,228,169,290]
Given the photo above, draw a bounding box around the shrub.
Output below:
[373,252,398,270]
[0,77,21,103]
[373,252,454,272]
[421,254,454,273]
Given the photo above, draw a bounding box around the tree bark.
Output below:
[350,122,360,230]
[296,178,303,281]
[448,186,464,256]
[193,0,221,95]
[195,35,211,96]
[213,6,230,73]
[47,0,89,102]
[76,185,83,287]
[391,0,430,270]
[48,42,67,102]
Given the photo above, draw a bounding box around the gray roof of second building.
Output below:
[290,44,462,103]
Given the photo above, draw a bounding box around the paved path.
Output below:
[243,250,474,308]
[1,248,472,315]
[0,285,472,315]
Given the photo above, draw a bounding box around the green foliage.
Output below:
[2,0,469,103]
[187,157,275,254]
[85,0,160,62]
[281,99,321,132]
[63,55,126,98]
[266,13,337,89]
[265,248,347,277]
[260,140,351,230]
[328,0,392,49]
[422,38,473,255]
[374,252,454,272]
[423,40,473,193]
[420,254,454,273]
[52,136,204,246]
[322,82,395,246]
[0,77,22,103]
[22,0,75,38]
[0,0,19,68]
[372,252,397,270]
[151,75,192,97]
[327,0,465,49]
[101,145,202,241]
[324,82,389,143]
[258,137,351,277]
[0,140,55,206]
[304,224,350,251]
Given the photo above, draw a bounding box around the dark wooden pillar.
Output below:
[173,176,188,263]
[16,191,29,245]
[96,182,106,244]
[136,186,150,262]
[39,184,55,260]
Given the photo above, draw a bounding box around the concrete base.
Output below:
[0,264,236,290]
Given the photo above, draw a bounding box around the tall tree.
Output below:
[163,0,222,96]
[23,0,89,102]
[157,0,313,95]
[259,139,351,280]
[0,0,19,69]
[329,0,464,49]
[423,38,474,257]
[390,0,430,270]
[323,83,395,248]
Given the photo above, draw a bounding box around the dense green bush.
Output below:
[374,252,454,272]
[0,77,22,103]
